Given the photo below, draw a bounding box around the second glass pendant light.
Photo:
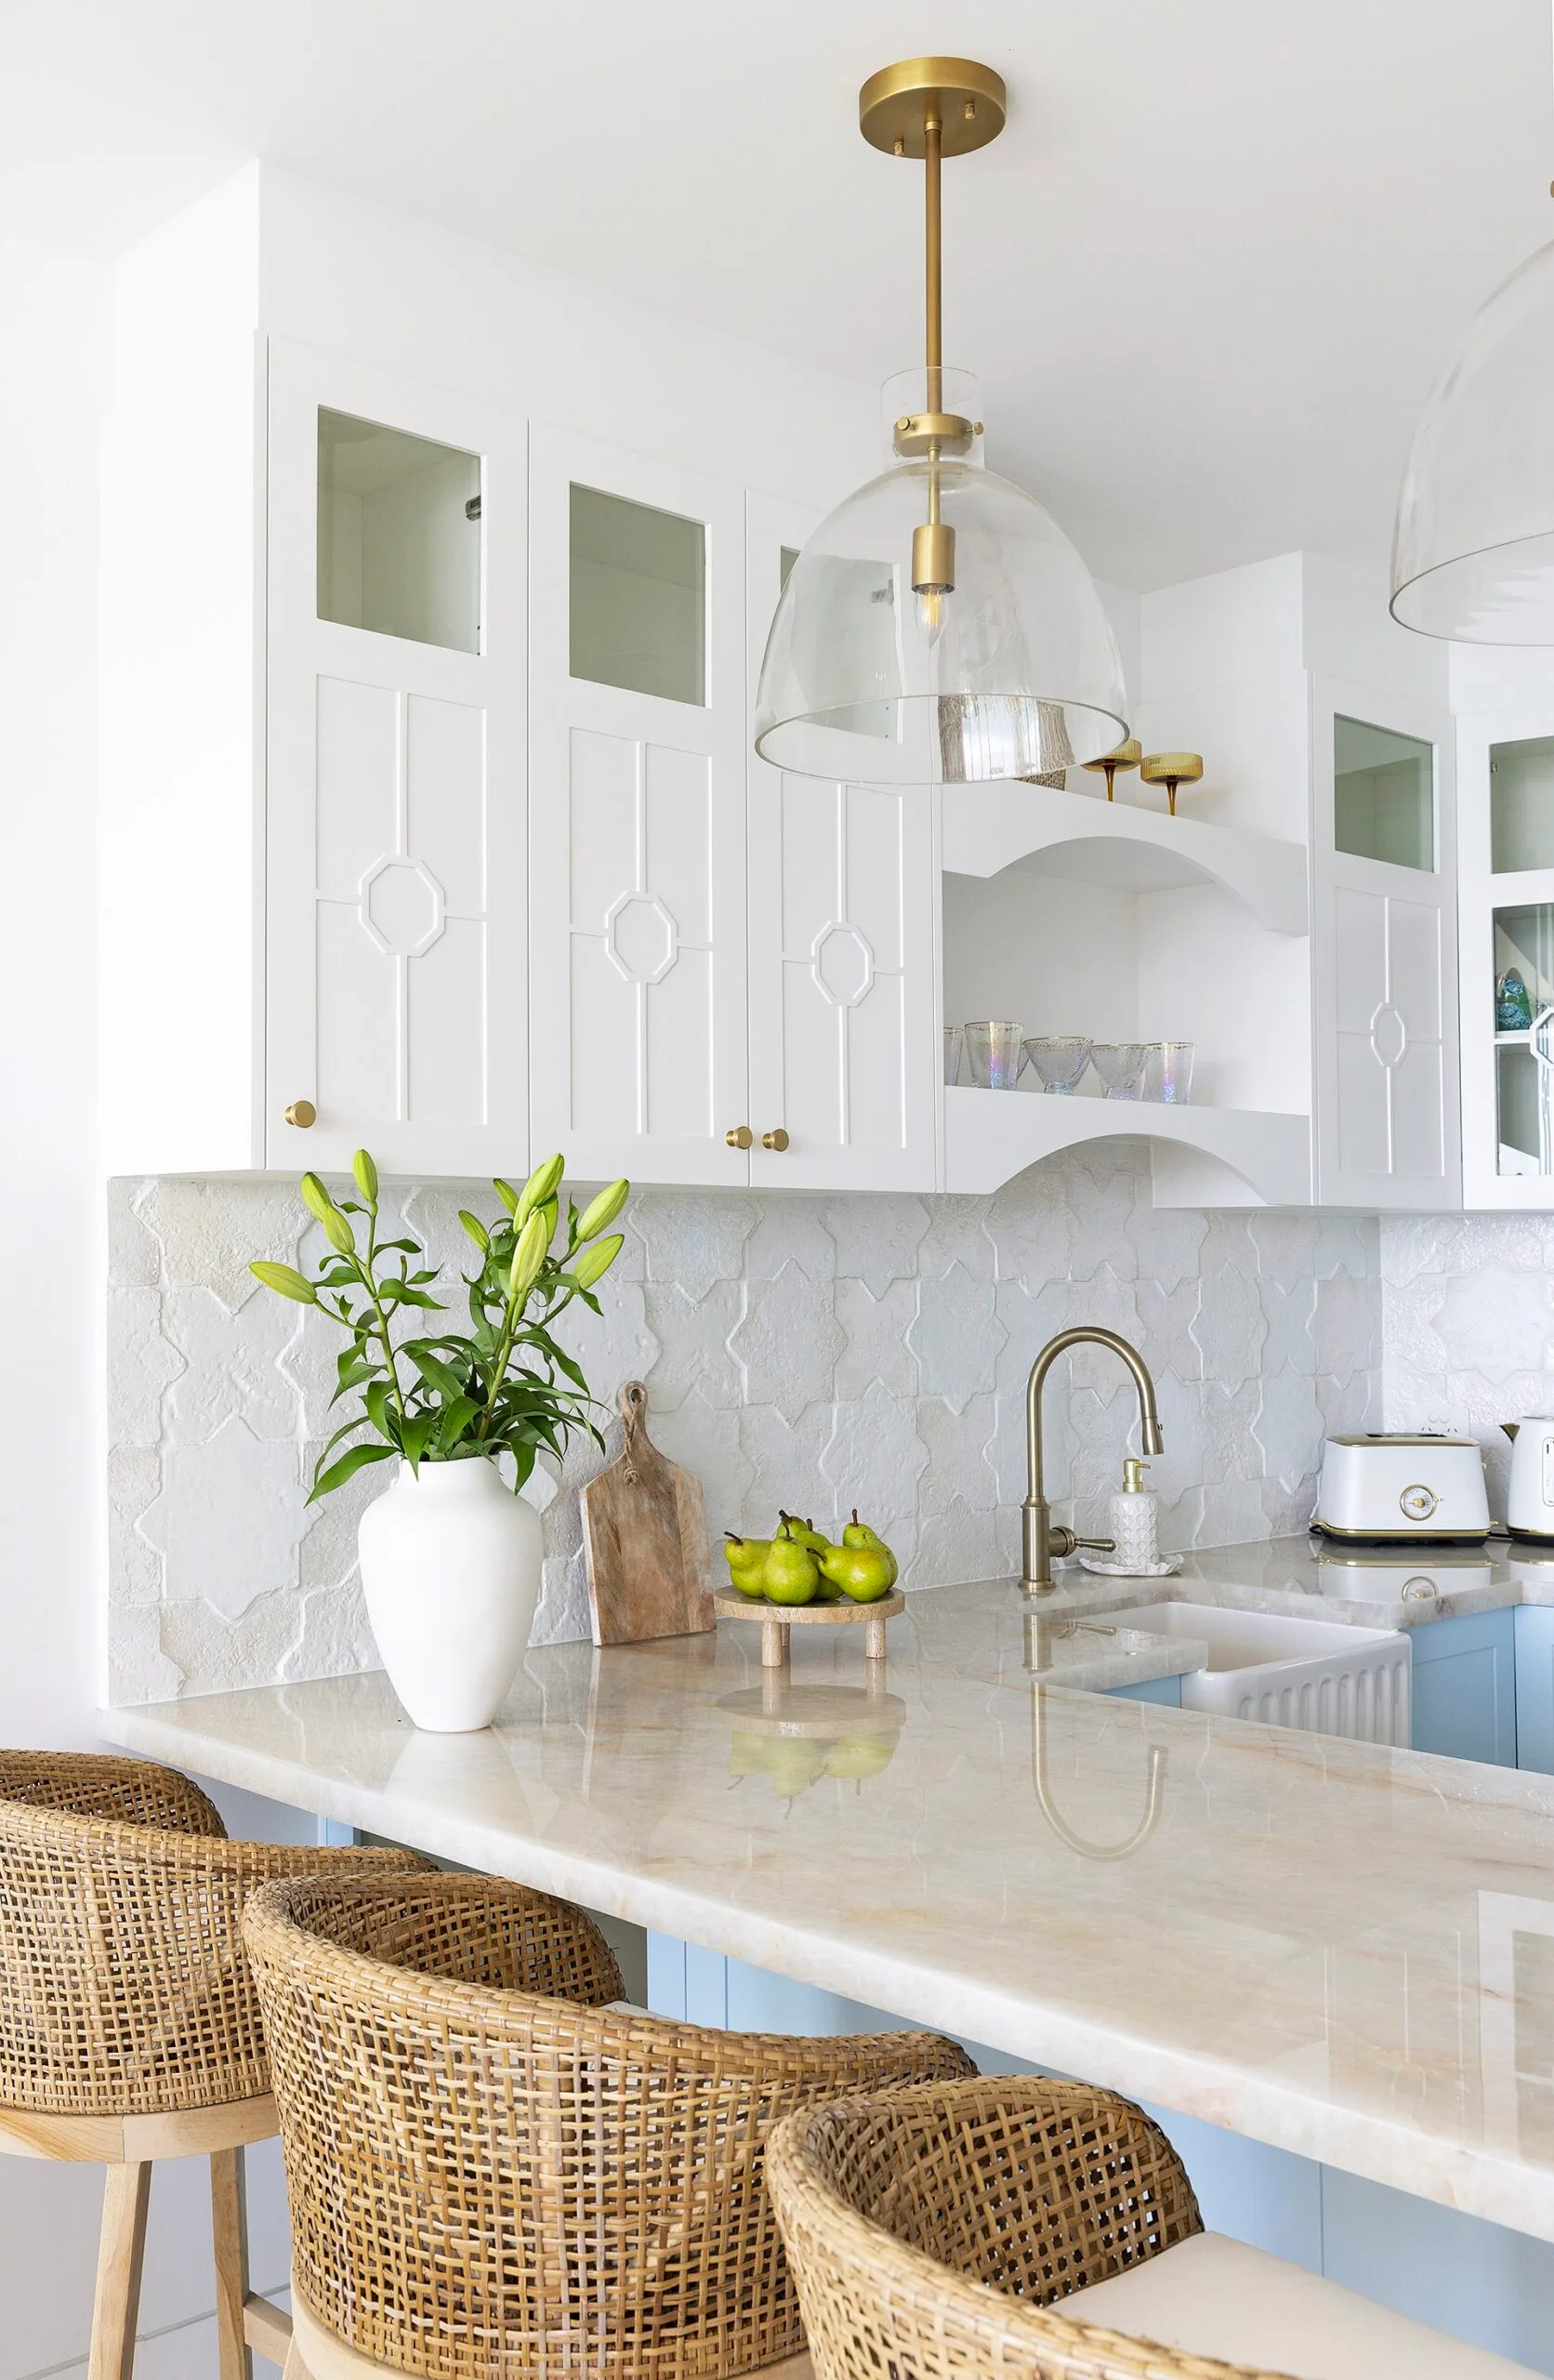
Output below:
[755,58,1127,787]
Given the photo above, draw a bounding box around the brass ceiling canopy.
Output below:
[858,58,1007,157]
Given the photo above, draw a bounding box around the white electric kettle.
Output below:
[1504,1419,1554,1540]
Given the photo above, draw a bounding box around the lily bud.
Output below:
[352,1148,379,1202]
[575,1178,629,1242]
[514,1152,565,1226]
[507,1208,549,1306]
[574,1233,624,1290]
[298,1172,336,1225]
[250,1260,318,1305]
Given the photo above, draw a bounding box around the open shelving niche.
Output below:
[940,781,1312,1208]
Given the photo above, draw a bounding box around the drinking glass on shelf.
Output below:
[964,1021,1023,1090]
[1021,1035,1093,1094]
[943,1026,964,1087]
[1088,1041,1150,1100]
[1145,1040,1195,1104]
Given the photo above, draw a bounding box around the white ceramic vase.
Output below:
[357,1458,542,1732]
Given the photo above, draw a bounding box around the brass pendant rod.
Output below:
[924,105,943,414]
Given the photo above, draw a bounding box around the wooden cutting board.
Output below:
[582,1382,716,1646]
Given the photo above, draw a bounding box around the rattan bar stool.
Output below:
[243,1871,977,2380]
[765,2073,1537,2380]
[0,1751,425,2380]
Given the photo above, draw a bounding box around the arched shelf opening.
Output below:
[941,782,1308,935]
[942,1087,1311,1209]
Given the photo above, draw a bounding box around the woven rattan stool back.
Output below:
[765,2075,1294,2380]
[244,1871,976,2380]
[0,1752,425,2118]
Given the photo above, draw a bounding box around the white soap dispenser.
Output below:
[1109,1458,1159,1573]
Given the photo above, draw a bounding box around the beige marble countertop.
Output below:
[1029,1529,1554,1631]
[103,1571,1554,2243]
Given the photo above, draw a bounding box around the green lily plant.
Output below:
[251,1150,628,1502]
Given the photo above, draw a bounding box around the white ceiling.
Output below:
[4,0,1551,587]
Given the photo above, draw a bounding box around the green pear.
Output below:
[727,1732,767,1778]
[841,1510,897,1585]
[818,1543,895,1603]
[762,1739,826,1796]
[779,1512,832,1554]
[762,1536,821,1606]
[723,1532,772,1597]
[822,1732,901,1780]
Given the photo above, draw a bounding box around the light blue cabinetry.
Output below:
[1408,1608,1517,1765]
[1104,1675,1182,1706]
[1513,1605,1554,1774]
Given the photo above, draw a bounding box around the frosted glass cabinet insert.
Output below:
[267,344,528,1176]
[1311,683,1458,1207]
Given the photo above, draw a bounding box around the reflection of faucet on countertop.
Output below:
[1021,1329,1165,1597]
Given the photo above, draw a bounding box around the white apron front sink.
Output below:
[1090,1599,1410,1745]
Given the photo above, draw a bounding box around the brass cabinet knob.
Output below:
[725,1125,754,1150]
[761,1129,790,1152]
[283,1100,317,1130]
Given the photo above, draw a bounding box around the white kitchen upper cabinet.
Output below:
[1310,678,1460,1208]
[528,427,749,1185]
[265,342,528,1177]
[744,496,938,1191]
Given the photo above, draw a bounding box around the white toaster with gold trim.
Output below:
[1313,1434,1489,1541]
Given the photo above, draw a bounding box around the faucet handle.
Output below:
[1047,1528,1117,1560]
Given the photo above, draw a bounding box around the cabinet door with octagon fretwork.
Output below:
[266,340,528,1177]
[528,428,750,1185]
[744,494,937,1192]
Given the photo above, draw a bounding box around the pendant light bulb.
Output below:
[753,59,1128,785]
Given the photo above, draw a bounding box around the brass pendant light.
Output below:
[755,58,1128,787]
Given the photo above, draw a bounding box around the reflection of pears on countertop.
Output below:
[717,1680,906,1802]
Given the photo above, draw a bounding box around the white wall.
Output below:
[0,241,111,1747]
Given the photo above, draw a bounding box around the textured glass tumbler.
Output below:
[1146,1040,1194,1104]
[964,1021,1024,1090]
[943,1026,964,1087]
[1089,1041,1150,1099]
[1021,1035,1093,1094]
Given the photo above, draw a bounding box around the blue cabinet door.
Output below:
[1409,1608,1516,1766]
[1514,1606,1554,1775]
[1104,1676,1182,1707]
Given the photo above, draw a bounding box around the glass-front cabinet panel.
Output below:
[1333,715,1435,870]
[1491,735,1554,873]
[1495,903,1554,1174]
[317,409,482,652]
[569,484,706,704]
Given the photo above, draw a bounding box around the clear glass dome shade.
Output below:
[755,447,1128,786]
[1392,239,1554,642]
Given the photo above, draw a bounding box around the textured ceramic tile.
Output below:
[908,1260,1007,1416]
[106,1289,184,1450]
[138,1421,307,1620]
[728,1262,844,1423]
[107,1149,1406,1703]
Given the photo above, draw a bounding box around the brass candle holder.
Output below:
[1139,751,1203,816]
[1082,736,1142,801]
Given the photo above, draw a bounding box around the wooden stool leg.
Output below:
[281,2344,309,2380]
[87,2162,151,2380]
[210,2146,252,2380]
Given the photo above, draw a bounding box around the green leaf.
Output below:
[400,1413,436,1471]
[352,1148,379,1202]
[250,1261,317,1305]
[575,1178,629,1242]
[408,1346,464,1401]
[436,1395,481,1448]
[309,1441,395,1503]
[365,1379,392,1439]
